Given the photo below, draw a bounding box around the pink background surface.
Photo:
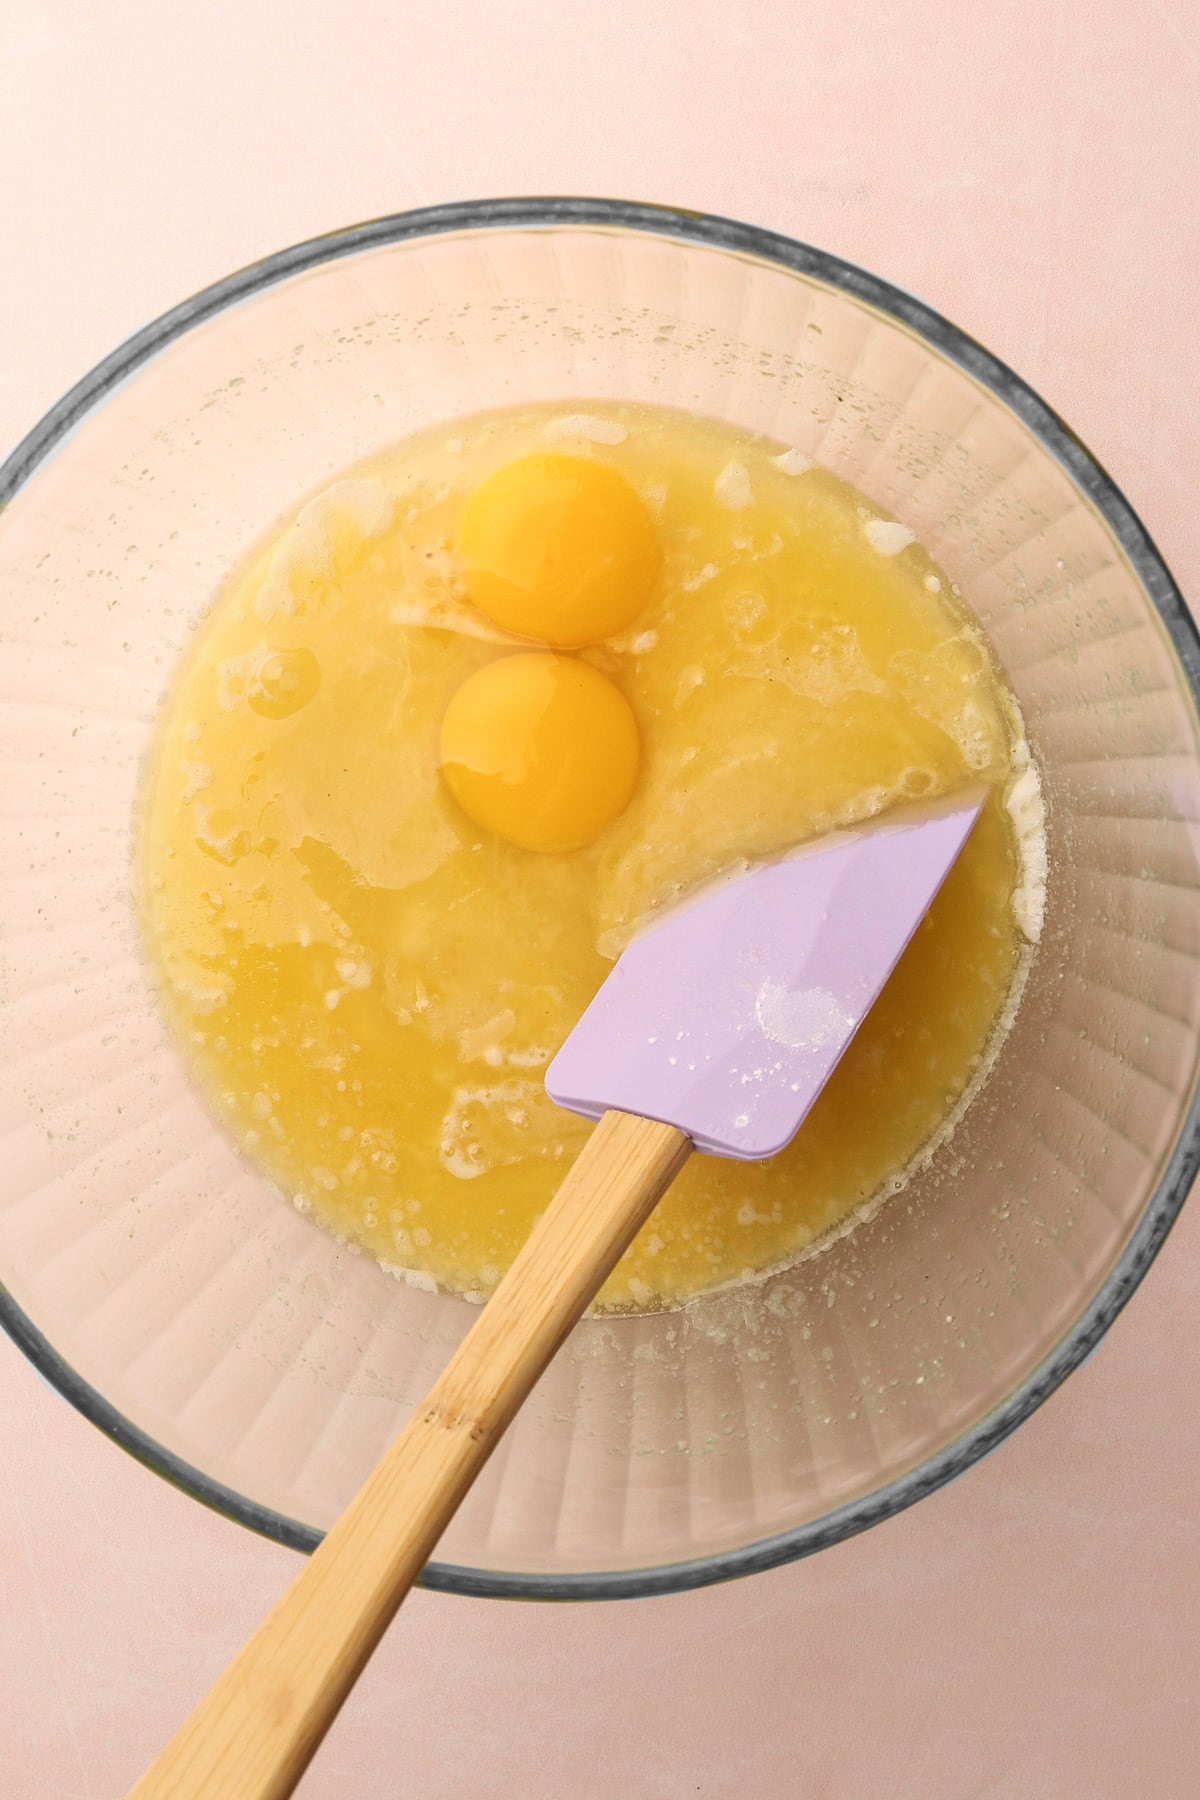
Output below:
[2,2,1198,1794]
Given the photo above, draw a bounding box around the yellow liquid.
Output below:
[139,403,1034,1311]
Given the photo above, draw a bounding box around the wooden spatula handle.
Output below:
[130,1109,690,1800]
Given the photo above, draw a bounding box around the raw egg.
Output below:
[440,651,640,852]
[456,453,661,646]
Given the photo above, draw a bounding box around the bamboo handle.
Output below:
[129,1109,690,1800]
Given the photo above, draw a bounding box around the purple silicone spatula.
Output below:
[548,790,983,1158]
[132,793,981,1800]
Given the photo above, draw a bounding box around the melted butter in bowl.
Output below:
[138,401,1043,1312]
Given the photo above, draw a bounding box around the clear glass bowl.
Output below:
[2,200,1198,1599]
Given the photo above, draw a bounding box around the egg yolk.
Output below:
[440,652,640,853]
[456,453,661,646]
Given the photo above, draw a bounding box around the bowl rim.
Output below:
[2,195,1198,1601]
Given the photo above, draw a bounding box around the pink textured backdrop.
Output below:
[2,2,1197,1795]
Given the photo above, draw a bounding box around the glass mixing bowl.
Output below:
[2,200,1198,1599]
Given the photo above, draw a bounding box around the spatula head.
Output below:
[546,794,982,1160]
